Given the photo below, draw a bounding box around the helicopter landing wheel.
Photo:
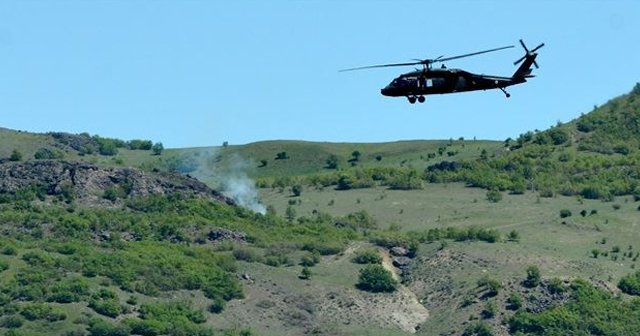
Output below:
[506,93,511,98]
[407,96,417,104]
[417,95,425,103]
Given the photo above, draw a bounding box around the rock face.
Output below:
[0,160,233,207]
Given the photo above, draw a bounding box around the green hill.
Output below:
[1,83,640,336]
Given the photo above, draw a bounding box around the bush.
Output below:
[152,142,164,155]
[356,264,397,292]
[481,301,497,319]
[486,190,502,203]
[477,276,502,297]
[507,292,523,310]
[9,149,22,161]
[88,318,130,336]
[1,315,24,329]
[463,321,494,336]
[352,249,382,264]
[618,271,640,296]
[299,266,312,280]
[547,277,566,295]
[559,209,572,218]
[524,265,541,288]
[299,251,320,267]
[20,303,66,321]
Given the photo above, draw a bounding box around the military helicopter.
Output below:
[341,40,544,103]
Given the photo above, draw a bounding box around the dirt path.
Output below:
[379,249,430,333]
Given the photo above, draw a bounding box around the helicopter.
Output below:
[341,39,544,104]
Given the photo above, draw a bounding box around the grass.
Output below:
[258,183,640,334]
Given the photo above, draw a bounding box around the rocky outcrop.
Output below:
[0,160,233,207]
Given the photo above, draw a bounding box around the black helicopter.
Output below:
[341,40,544,103]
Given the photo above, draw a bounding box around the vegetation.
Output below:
[618,270,640,296]
[509,280,640,335]
[356,264,397,293]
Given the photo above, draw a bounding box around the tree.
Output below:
[285,206,296,222]
[299,266,312,280]
[326,154,339,169]
[152,142,164,155]
[291,184,303,197]
[9,149,22,161]
[524,265,541,288]
[618,271,640,296]
[508,230,520,242]
[351,150,361,161]
[486,190,502,203]
[352,249,382,264]
[275,151,289,160]
[357,264,397,292]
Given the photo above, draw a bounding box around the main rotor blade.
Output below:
[339,61,422,72]
[531,43,545,53]
[519,39,529,52]
[436,45,514,63]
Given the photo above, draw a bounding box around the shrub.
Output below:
[547,277,566,295]
[481,301,497,319]
[507,292,523,311]
[1,315,24,329]
[618,271,640,296]
[477,276,502,297]
[462,321,494,336]
[507,230,520,242]
[88,318,130,336]
[524,265,541,288]
[299,251,320,267]
[357,264,397,293]
[20,303,66,322]
[352,249,382,264]
[559,209,572,218]
[299,266,312,280]
[151,142,164,155]
[9,149,22,161]
[486,190,502,203]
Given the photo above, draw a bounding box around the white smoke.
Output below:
[222,172,267,214]
[210,152,266,215]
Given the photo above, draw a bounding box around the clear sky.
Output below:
[1,1,639,148]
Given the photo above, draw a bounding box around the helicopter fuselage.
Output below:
[380,68,525,97]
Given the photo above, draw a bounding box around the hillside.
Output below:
[1,84,640,335]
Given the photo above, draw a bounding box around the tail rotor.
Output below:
[514,39,545,68]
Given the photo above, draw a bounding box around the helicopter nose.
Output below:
[381,86,391,96]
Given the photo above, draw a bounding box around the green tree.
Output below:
[326,154,339,169]
[618,270,640,296]
[357,264,397,292]
[299,266,312,280]
[152,142,164,155]
[351,150,361,161]
[507,292,523,311]
[9,149,22,161]
[291,184,303,197]
[524,265,541,288]
[285,206,296,222]
[486,190,502,203]
[352,249,382,264]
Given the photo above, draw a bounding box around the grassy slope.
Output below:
[1,84,639,335]
[258,183,640,335]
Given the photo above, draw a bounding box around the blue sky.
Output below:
[1,1,639,148]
